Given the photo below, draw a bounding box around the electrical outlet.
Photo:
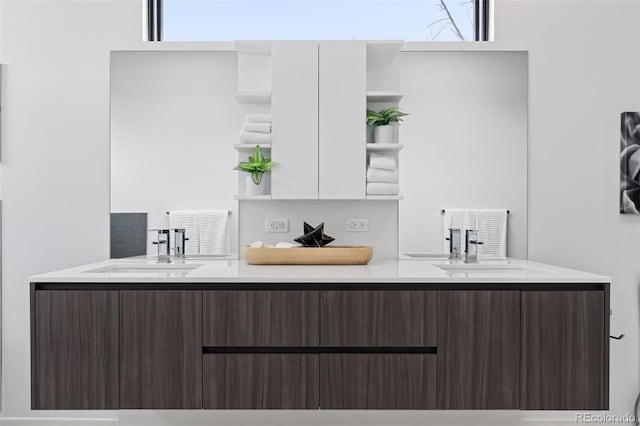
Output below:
[265,218,288,233]
[346,218,369,232]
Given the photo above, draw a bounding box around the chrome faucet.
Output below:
[446,228,462,259]
[172,228,189,259]
[464,229,483,263]
[152,229,171,262]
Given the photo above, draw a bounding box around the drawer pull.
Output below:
[203,346,437,354]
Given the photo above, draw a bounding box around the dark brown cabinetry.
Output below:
[120,290,202,409]
[438,290,520,409]
[203,354,319,409]
[521,291,606,410]
[320,354,437,409]
[203,290,318,346]
[31,283,609,411]
[33,290,119,409]
[321,291,437,346]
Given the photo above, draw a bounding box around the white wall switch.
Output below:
[265,218,289,233]
[346,218,369,232]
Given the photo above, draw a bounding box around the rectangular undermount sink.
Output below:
[86,264,204,274]
[403,253,450,259]
[437,263,543,274]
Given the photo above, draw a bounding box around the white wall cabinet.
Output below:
[319,41,367,199]
[237,41,399,200]
[271,41,319,200]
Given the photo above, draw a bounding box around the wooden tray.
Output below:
[244,245,374,265]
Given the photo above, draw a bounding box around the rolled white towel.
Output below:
[246,113,272,124]
[367,167,398,183]
[240,131,272,144]
[367,182,399,195]
[243,122,271,134]
[369,153,397,170]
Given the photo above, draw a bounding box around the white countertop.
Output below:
[29,257,610,284]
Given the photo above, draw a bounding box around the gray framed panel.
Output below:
[110,212,147,258]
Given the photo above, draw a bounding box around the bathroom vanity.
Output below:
[30,259,610,411]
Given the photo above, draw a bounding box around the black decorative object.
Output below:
[294,222,335,247]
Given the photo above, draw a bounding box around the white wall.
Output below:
[0,0,140,423]
[0,1,639,425]
[239,200,398,259]
[398,51,528,258]
[110,51,240,255]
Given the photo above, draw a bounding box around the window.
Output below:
[147,0,491,42]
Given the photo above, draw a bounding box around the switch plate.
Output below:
[346,218,369,232]
[265,219,288,233]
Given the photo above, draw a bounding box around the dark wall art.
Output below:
[620,112,640,213]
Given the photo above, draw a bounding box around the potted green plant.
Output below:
[366,107,408,144]
[234,145,278,196]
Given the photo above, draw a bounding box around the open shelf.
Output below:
[365,195,404,200]
[234,91,272,104]
[366,143,404,151]
[234,195,272,201]
[234,143,272,151]
[366,91,404,103]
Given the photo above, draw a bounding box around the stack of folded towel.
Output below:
[366,153,399,195]
[240,113,272,144]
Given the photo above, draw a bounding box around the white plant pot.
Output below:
[374,125,394,144]
[392,122,400,143]
[245,176,267,196]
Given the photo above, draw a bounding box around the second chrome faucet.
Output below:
[153,228,189,262]
[447,228,483,263]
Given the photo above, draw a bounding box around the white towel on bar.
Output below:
[367,167,399,183]
[243,122,271,134]
[442,209,508,259]
[246,113,272,124]
[168,210,200,256]
[368,153,396,170]
[198,210,231,256]
[366,182,399,195]
[240,131,272,144]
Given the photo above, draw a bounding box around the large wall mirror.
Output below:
[110,51,241,259]
[398,51,528,258]
[110,48,527,260]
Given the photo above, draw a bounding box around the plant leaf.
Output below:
[251,171,263,185]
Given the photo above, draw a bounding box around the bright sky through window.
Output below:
[163,0,475,41]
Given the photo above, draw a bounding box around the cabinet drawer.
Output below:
[203,354,319,409]
[203,291,318,346]
[521,291,606,410]
[120,290,202,409]
[320,291,436,346]
[34,290,119,409]
[320,354,437,409]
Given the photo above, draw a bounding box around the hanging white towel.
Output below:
[240,131,272,144]
[246,113,272,124]
[368,153,397,170]
[366,182,399,195]
[168,210,200,256]
[198,210,231,256]
[367,167,399,183]
[243,122,271,134]
[442,209,508,259]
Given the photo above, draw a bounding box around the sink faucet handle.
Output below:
[464,229,483,263]
[153,229,171,262]
[172,228,189,259]
[447,228,462,259]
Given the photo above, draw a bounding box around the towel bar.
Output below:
[166,210,231,216]
[440,209,510,214]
